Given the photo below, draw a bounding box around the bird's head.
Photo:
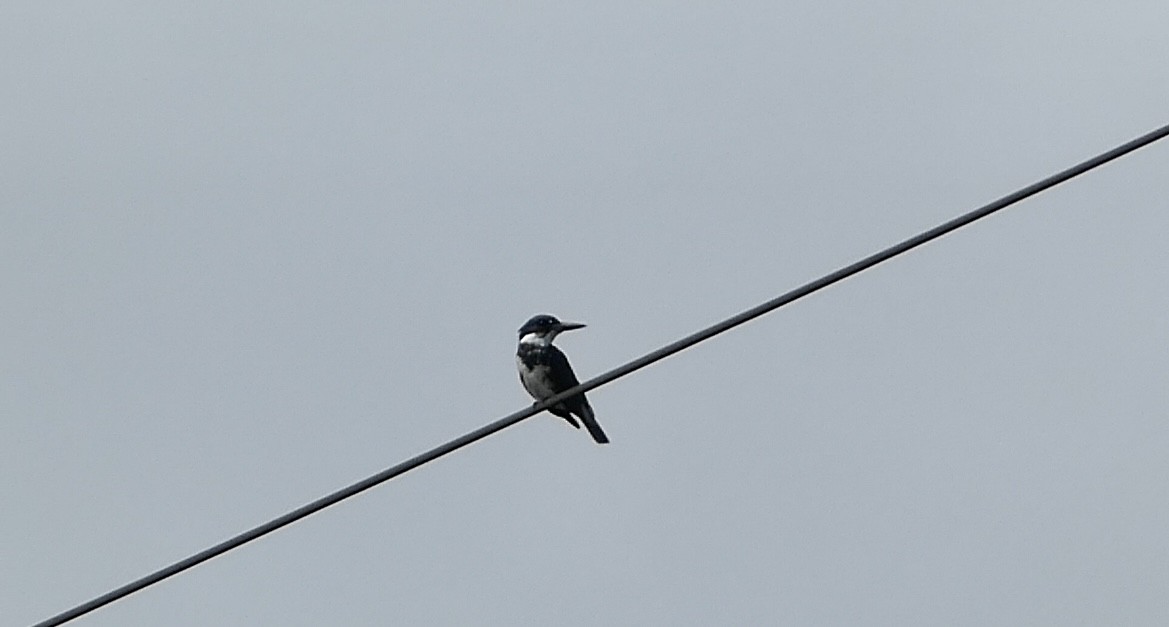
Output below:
[518,314,586,345]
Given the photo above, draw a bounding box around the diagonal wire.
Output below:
[32,122,1169,627]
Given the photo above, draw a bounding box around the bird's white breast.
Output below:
[516,355,557,400]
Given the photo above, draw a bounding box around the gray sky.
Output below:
[4,2,1169,625]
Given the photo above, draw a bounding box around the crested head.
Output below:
[518,314,561,337]
[518,314,586,345]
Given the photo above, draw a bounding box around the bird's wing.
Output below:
[548,347,609,444]
[546,346,583,390]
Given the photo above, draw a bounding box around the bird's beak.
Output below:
[557,321,586,332]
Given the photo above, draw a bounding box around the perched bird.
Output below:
[516,314,609,444]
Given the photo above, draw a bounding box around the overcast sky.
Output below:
[4,2,1169,626]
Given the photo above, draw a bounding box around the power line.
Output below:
[33,122,1169,627]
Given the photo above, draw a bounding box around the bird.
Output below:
[516,314,609,444]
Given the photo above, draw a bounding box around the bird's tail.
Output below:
[577,402,609,445]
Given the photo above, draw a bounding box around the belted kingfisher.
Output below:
[516,314,609,444]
